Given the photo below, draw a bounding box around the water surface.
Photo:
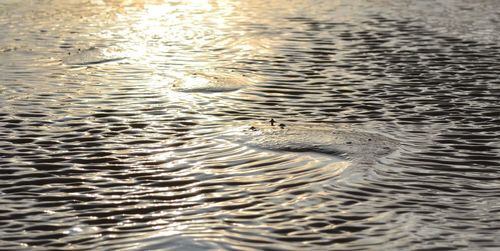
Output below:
[1,0,500,250]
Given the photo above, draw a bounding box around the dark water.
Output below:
[1,0,500,250]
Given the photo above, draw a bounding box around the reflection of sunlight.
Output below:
[90,0,273,92]
[109,0,227,74]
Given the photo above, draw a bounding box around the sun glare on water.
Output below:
[99,0,231,72]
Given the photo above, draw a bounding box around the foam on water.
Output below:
[170,72,252,93]
[220,122,399,162]
[62,46,126,66]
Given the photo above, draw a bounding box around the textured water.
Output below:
[1,0,500,250]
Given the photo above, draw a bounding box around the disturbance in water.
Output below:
[62,46,126,66]
[170,71,252,93]
[219,121,399,161]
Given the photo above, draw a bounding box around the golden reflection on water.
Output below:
[3,0,500,249]
[98,0,232,71]
[5,0,361,247]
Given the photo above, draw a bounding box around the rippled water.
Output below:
[1,0,500,250]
